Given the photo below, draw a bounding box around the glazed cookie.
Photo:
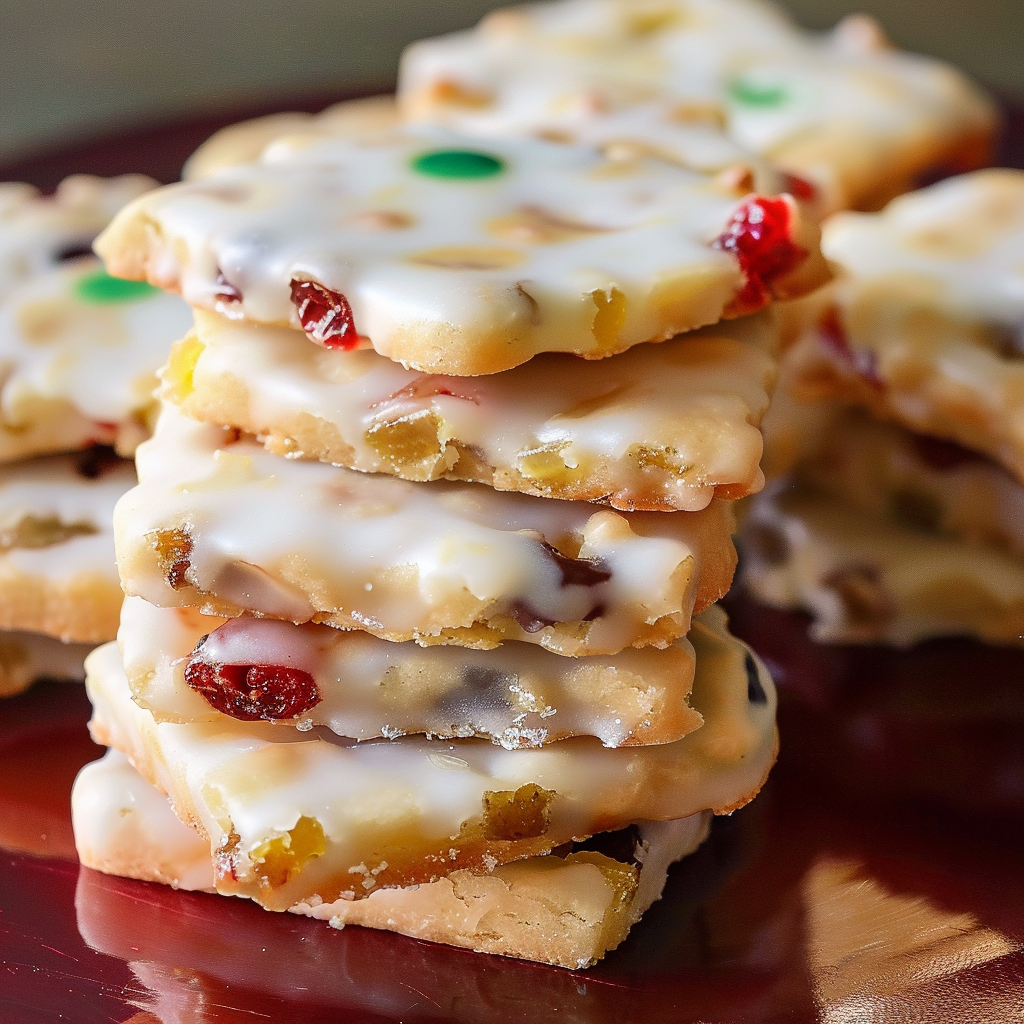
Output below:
[0,630,94,698]
[164,309,777,512]
[0,256,192,461]
[84,605,776,910]
[399,0,996,216]
[183,96,399,180]
[118,595,703,748]
[73,748,710,969]
[743,482,1024,648]
[785,170,1024,486]
[0,174,157,300]
[0,449,134,642]
[96,124,827,375]
[115,406,737,656]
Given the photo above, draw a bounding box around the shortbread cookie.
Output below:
[73,748,710,968]
[0,449,133,642]
[0,629,93,697]
[785,170,1024,485]
[0,174,156,300]
[742,483,1024,647]
[115,406,737,656]
[96,125,828,375]
[399,0,996,216]
[785,410,1024,561]
[0,256,192,461]
[85,605,777,910]
[165,309,777,512]
[119,595,703,748]
[183,97,400,180]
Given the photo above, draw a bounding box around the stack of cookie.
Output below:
[745,169,1024,648]
[0,175,191,697]
[68,116,833,967]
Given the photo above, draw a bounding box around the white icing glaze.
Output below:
[72,746,710,967]
[743,482,1024,647]
[115,404,736,655]
[0,174,156,301]
[0,451,133,581]
[173,309,775,512]
[0,257,192,460]
[119,594,702,748]
[95,124,825,375]
[85,604,776,909]
[399,0,996,214]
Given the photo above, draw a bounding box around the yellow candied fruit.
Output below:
[590,287,627,351]
[250,815,327,890]
[365,409,445,470]
[150,527,193,590]
[408,246,526,270]
[517,442,572,483]
[629,443,694,479]
[0,514,96,551]
[624,5,681,36]
[163,332,205,404]
[482,783,553,841]
[426,79,494,109]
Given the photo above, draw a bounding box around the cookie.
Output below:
[164,308,777,512]
[119,594,703,748]
[85,605,777,911]
[115,405,738,656]
[183,97,400,180]
[0,174,157,300]
[785,170,1024,485]
[73,747,710,968]
[96,124,827,375]
[0,629,93,697]
[0,449,134,642]
[742,482,1024,647]
[399,0,997,216]
[0,255,192,461]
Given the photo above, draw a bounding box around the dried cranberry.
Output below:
[713,195,807,312]
[370,374,477,410]
[912,433,982,472]
[818,307,883,388]
[214,269,242,304]
[781,173,817,203]
[184,658,321,721]
[290,278,362,349]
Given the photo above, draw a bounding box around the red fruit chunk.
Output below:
[781,173,817,203]
[214,269,242,304]
[818,306,883,388]
[184,656,321,721]
[713,195,807,312]
[290,278,362,349]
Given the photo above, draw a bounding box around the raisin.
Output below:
[290,278,362,349]
[541,541,612,588]
[184,658,321,721]
[152,528,192,590]
[912,433,982,472]
[509,600,557,633]
[75,445,121,479]
[744,652,768,705]
[713,195,806,311]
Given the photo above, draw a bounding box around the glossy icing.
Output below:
[72,747,711,968]
[115,405,737,655]
[399,0,996,215]
[96,123,826,375]
[84,604,777,909]
[166,309,776,512]
[0,256,192,461]
[119,595,702,748]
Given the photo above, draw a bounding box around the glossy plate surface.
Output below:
[1,108,1024,1024]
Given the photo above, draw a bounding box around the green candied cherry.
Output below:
[74,267,160,304]
[411,149,506,179]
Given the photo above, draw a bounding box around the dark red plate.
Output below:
[1,104,1024,1024]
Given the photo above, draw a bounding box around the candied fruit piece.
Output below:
[184,655,321,721]
[727,77,790,108]
[163,333,205,404]
[365,409,444,470]
[541,541,612,588]
[290,279,361,349]
[251,816,327,890]
[590,287,627,350]
[151,527,192,590]
[713,195,806,312]
[75,445,121,479]
[74,268,159,305]
[411,149,505,179]
[0,514,96,551]
[482,783,553,840]
[517,443,572,483]
[818,307,883,387]
[912,434,982,472]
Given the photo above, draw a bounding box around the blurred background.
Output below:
[1,0,1020,167]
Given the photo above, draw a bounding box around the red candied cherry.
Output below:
[713,195,807,312]
[290,278,362,349]
[185,655,321,722]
